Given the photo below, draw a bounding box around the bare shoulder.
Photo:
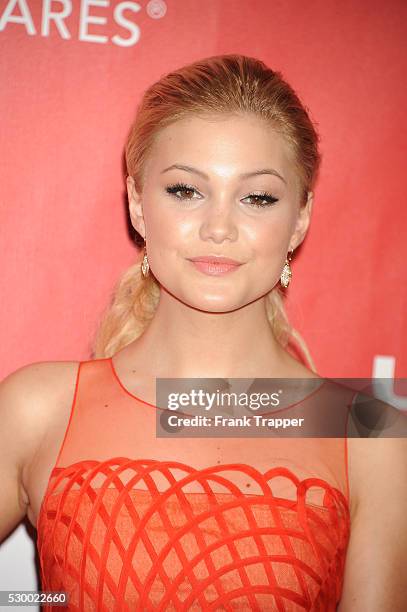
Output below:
[0,360,80,541]
[4,359,81,466]
[1,360,80,430]
[346,394,407,514]
[338,401,407,609]
[348,400,407,510]
[1,360,80,393]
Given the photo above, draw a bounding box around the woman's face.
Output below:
[127,113,313,312]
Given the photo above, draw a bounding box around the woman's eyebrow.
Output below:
[161,164,287,185]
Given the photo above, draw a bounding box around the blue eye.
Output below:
[165,182,279,208]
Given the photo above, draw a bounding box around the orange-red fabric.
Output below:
[37,359,353,611]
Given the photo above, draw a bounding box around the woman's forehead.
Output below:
[145,114,295,182]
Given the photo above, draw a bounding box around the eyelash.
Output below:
[165,182,279,208]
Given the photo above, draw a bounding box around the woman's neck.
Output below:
[121,293,303,379]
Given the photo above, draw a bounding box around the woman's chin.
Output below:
[183,295,247,314]
[159,283,249,312]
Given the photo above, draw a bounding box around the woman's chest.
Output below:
[26,411,344,530]
[37,453,351,612]
[25,409,307,529]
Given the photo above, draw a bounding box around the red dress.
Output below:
[37,358,353,611]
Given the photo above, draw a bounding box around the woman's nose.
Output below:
[199,198,239,243]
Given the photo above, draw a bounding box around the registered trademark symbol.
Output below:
[146,0,167,19]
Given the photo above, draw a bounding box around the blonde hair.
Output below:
[90,54,321,371]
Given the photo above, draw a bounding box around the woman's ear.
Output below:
[127,176,146,238]
[291,191,313,249]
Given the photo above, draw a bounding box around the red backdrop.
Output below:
[1,0,406,380]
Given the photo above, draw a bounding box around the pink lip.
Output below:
[187,256,243,276]
[188,256,242,265]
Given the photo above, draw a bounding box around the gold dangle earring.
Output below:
[280,248,294,288]
[141,242,150,278]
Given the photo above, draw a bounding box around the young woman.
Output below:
[1,54,406,611]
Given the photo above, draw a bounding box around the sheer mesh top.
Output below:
[37,358,353,611]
